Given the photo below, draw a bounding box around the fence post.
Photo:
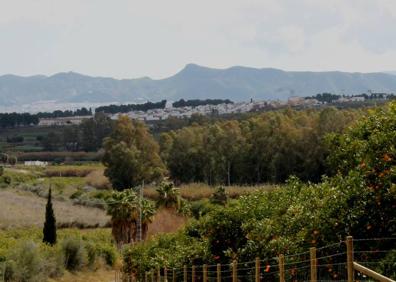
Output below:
[164,267,167,282]
[192,265,196,282]
[346,236,354,282]
[157,268,161,282]
[172,268,176,282]
[145,271,148,282]
[279,254,285,282]
[232,260,237,282]
[255,257,260,282]
[183,265,187,282]
[151,270,155,282]
[203,264,208,282]
[217,263,221,282]
[310,247,317,282]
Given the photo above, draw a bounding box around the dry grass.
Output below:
[144,183,277,201]
[45,165,102,177]
[48,269,117,282]
[0,189,110,229]
[85,169,112,190]
[147,208,188,238]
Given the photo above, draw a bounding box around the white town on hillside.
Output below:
[37,94,387,126]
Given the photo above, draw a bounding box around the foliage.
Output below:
[209,186,227,205]
[80,112,113,151]
[0,228,118,282]
[172,99,233,108]
[161,107,361,185]
[43,187,57,245]
[62,237,87,271]
[122,231,209,280]
[155,181,180,209]
[102,115,166,190]
[122,102,396,277]
[4,241,46,282]
[106,189,156,245]
[96,100,167,114]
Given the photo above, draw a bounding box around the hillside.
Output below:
[1,64,396,110]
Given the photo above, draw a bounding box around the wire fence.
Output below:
[116,236,396,282]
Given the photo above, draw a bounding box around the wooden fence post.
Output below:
[183,265,187,282]
[217,263,221,282]
[279,254,285,282]
[232,260,237,282]
[310,247,317,282]
[192,265,196,282]
[157,268,161,282]
[346,236,354,282]
[172,268,176,282]
[255,257,260,282]
[164,267,167,282]
[203,264,208,282]
[151,270,155,282]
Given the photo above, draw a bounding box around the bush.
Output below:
[8,156,17,166]
[210,186,227,205]
[190,200,214,219]
[5,241,46,282]
[62,237,87,271]
[98,245,117,266]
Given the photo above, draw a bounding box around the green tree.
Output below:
[102,115,166,190]
[43,187,57,245]
[80,112,113,151]
[155,181,180,209]
[106,189,156,246]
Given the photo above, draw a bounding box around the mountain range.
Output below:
[1,64,396,109]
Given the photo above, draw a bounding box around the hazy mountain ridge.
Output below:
[1,64,396,109]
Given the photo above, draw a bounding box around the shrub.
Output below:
[8,156,17,166]
[0,175,11,185]
[85,170,112,189]
[98,245,117,266]
[62,237,87,271]
[210,186,227,205]
[6,241,46,282]
[190,200,213,219]
[84,242,97,268]
[70,189,84,199]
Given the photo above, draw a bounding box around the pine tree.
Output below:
[43,187,57,245]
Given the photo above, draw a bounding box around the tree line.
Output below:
[39,112,114,152]
[172,99,233,108]
[307,92,396,103]
[0,107,92,128]
[95,100,167,114]
[159,107,362,184]
[101,107,364,189]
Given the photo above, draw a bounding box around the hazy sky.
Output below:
[1,0,395,79]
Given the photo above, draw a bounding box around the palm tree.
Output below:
[140,199,156,240]
[155,181,180,209]
[106,189,157,246]
[106,189,139,247]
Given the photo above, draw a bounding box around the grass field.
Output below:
[0,189,109,229]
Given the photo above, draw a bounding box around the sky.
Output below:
[0,0,395,79]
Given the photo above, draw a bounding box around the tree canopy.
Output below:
[102,115,166,190]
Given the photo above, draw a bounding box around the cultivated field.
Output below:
[0,189,109,229]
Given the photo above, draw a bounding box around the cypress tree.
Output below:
[43,187,57,245]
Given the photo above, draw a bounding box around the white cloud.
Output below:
[0,0,395,78]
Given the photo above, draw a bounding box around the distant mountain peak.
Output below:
[1,65,396,112]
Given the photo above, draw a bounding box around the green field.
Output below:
[0,126,66,152]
